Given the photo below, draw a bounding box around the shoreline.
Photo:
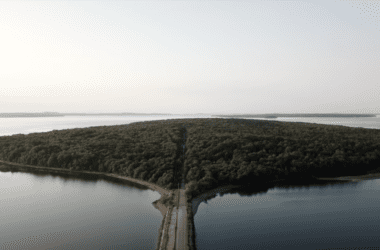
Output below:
[0,160,171,197]
[189,173,380,207]
[2,158,378,196]
[316,172,380,182]
[3,159,380,250]
[0,160,182,250]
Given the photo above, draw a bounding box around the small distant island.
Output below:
[0,112,176,118]
[61,112,176,116]
[213,113,377,118]
[1,112,377,118]
[0,112,65,118]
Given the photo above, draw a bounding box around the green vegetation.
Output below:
[183,118,380,199]
[0,120,186,190]
[1,118,380,200]
[158,192,175,207]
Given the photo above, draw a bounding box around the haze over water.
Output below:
[1,115,379,138]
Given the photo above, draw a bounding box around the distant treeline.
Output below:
[2,112,376,118]
[61,113,175,116]
[214,113,376,118]
[0,112,175,117]
[0,118,379,199]
[0,113,65,117]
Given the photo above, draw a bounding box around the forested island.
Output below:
[214,113,377,118]
[0,112,175,117]
[0,112,65,117]
[1,118,380,201]
[61,112,176,116]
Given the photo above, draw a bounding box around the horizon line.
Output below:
[0,112,379,115]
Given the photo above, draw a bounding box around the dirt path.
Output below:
[174,125,189,250]
[166,207,178,250]
[176,189,188,250]
[158,210,170,250]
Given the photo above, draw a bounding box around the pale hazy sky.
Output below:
[1,0,379,114]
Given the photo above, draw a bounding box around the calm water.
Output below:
[193,116,380,250]
[0,115,211,137]
[0,166,162,250]
[274,116,380,130]
[1,115,379,137]
[1,115,379,249]
[194,179,380,250]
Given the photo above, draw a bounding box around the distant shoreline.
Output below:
[0,113,176,117]
[213,113,377,118]
[0,112,377,118]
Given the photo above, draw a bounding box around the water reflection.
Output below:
[3,163,379,250]
[191,178,353,216]
[0,165,150,191]
[0,165,162,250]
[193,177,380,250]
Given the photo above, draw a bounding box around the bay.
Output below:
[194,178,380,249]
[0,166,162,250]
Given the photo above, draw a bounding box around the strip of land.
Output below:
[176,189,188,250]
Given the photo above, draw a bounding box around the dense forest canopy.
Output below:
[1,118,379,199]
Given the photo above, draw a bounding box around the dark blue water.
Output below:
[194,179,380,250]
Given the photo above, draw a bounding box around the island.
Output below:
[213,113,377,118]
[60,112,177,116]
[0,112,65,117]
[2,112,376,119]
[0,112,177,117]
[1,118,380,250]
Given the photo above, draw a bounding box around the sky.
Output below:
[1,0,379,114]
